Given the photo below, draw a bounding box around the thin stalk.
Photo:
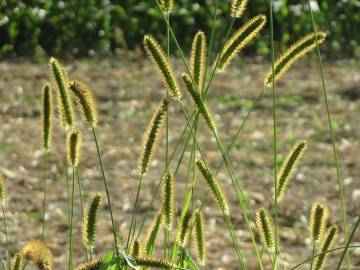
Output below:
[41,150,49,241]
[309,243,316,270]
[65,129,71,270]
[307,2,350,268]
[91,126,119,257]
[76,167,88,262]
[336,216,360,269]
[126,173,144,251]
[1,203,11,269]
[291,245,360,270]
[68,167,76,270]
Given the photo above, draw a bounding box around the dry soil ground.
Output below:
[0,58,359,269]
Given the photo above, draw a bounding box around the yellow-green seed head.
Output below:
[214,15,267,72]
[143,35,181,99]
[69,80,98,126]
[276,141,307,201]
[82,193,102,250]
[264,32,327,87]
[196,160,229,215]
[138,99,169,175]
[230,0,249,18]
[313,225,337,270]
[67,129,82,167]
[182,74,216,133]
[256,208,275,250]
[190,31,207,91]
[176,210,193,247]
[130,240,142,258]
[145,210,163,255]
[193,210,206,266]
[135,256,174,269]
[75,260,103,270]
[21,240,52,270]
[49,57,75,128]
[159,0,174,13]
[11,253,23,270]
[0,172,5,204]
[42,84,52,151]
[309,202,329,243]
[162,171,174,231]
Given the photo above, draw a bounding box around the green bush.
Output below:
[0,0,359,58]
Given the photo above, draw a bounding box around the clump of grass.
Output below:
[276,141,307,201]
[230,0,250,18]
[69,80,98,127]
[256,208,275,251]
[21,240,52,270]
[309,202,329,243]
[264,32,327,87]
[143,35,181,99]
[214,15,267,72]
[190,31,207,91]
[83,193,102,260]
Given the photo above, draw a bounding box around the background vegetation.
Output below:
[1,0,359,59]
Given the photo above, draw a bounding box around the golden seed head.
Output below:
[309,202,329,243]
[83,193,102,250]
[230,0,250,18]
[74,260,103,270]
[193,210,206,266]
[11,253,23,270]
[69,80,98,126]
[21,240,52,270]
[135,256,174,269]
[159,0,175,13]
[264,32,327,87]
[145,210,163,255]
[162,171,175,231]
[67,129,82,167]
[256,208,275,250]
[42,84,52,151]
[190,31,207,91]
[313,225,338,270]
[130,239,142,258]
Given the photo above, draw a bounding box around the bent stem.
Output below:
[41,150,49,241]
[91,126,119,258]
[1,203,11,269]
[309,243,316,270]
[307,1,350,268]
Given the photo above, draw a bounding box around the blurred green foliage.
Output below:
[1,0,359,59]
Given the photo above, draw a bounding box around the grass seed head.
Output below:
[264,32,327,87]
[182,74,216,132]
[49,57,74,128]
[75,260,103,270]
[214,15,267,72]
[162,171,175,231]
[230,0,250,18]
[143,35,181,99]
[42,84,52,151]
[0,172,5,204]
[145,210,163,255]
[130,240,142,258]
[190,31,207,91]
[21,240,52,270]
[159,0,174,13]
[196,160,229,215]
[135,256,174,269]
[67,129,82,167]
[138,99,169,175]
[11,253,23,270]
[256,208,275,250]
[276,141,307,201]
[82,193,102,250]
[176,210,193,247]
[69,80,98,126]
[313,225,337,270]
[194,210,206,266]
[309,202,329,243]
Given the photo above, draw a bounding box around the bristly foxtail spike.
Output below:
[176,209,193,248]
[42,84,52,151]
[134,256,175,269]
[49,57,75,128]
[196,160,229,215]
[264,31,327,87]
[0,171,5,204]
[256,208,275,251]
[162,171,174,231]
[194,210,206,266]
[313,225,338,270]
[74,259,103,270]
[138,99,169,175]
[82,193,102,251]
[182,73,216,133]
[159,0,175,13]
[309,202,329,243]
[21,240,53,270]
[69,80,98,127]
[11,253,23,270]
[190,31,207,91]
[143,35,181,99]
[145,210,163,255]
[276,140,307,201]
[214,15,267,72]
[230,0,250,18]
[130,239,142,258]
[67,129,82,167]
